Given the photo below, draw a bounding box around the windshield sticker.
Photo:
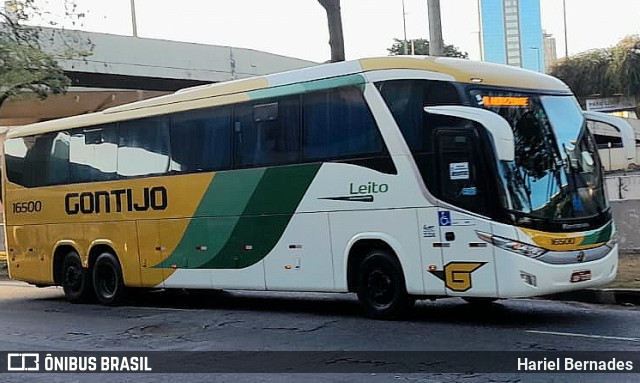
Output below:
[462,187,477,196]
[450,162,470,180]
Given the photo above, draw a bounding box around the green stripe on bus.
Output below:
[155,163,321,269]
[248,74,366,100]
[199,163,321,269]
[581,222,613,246]
[194,168,265,217]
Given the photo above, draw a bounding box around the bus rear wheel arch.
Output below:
[60,250,93,303]
[92,251,126,305]
[349,243,414,319]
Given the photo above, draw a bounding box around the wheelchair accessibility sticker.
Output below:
[438,211,451,226]
[438,211,475,227]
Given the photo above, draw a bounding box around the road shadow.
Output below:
[72,288,609,328]
[27,285,617,328]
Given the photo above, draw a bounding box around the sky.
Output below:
[34,0,640,63]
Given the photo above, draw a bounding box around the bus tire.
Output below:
[61,251,93,303]
[356,250,414,320]
[92,252,126,305]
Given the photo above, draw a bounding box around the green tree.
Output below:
[387,38,469,58]
[0,0,90,111]
[548,49,612,103]
[549,35,640,113]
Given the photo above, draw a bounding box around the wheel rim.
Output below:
[366,269,395,307]
[96,263,117,299]
[64,264,83,293]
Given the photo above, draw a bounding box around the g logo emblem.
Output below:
[430,262,486,292]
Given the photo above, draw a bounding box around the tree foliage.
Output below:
[549,35,640,110]
[0,0,90,110]
[387,38,469,59]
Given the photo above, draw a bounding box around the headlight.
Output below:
[477,231,547,258]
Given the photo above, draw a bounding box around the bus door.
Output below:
[433,128,497,297]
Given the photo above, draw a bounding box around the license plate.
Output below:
[570,270,592,283]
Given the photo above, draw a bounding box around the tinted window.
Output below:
[47,132,70,185]
[376,79,462,153]
[5,138,29,186]
[234,98,300,167]
[4,134,67,187]
[171,106,231,172]
[303,86,382,160]
[436,130,488,215]
[69,125,118,183]
[377,80,464,195]
[118,117,170,177]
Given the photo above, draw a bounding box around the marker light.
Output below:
[477,232,547,258]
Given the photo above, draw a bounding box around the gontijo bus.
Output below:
[2,57,617,319]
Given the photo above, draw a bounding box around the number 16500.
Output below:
[12,200,42,214]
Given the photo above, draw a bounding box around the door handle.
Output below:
[445,232,455,241]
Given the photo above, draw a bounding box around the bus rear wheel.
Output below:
[356,250,414,320]
[61,251,93,303]
[92,252,125,305]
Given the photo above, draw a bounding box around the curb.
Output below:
[544,289,640,306]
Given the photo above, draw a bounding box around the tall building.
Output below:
[479,0,545,72]
[543,31,558,71]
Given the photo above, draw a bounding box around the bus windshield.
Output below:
[471,89,609,228]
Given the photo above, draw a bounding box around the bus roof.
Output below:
[7,56,571,139]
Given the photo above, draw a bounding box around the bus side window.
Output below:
[302,86,382,161]
[118,117,170,178]
[376,79,463,197]
[69,125,118,183]
[5,132,70,187]
[47,132,70,185]
[234,97,300,167]
[4,138,29,186]
[170,106,231,173]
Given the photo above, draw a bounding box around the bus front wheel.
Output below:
[92,252,125,305]
[61,251,93,303]
[356,250,414,320]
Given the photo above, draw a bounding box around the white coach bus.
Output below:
[3,57,618,319]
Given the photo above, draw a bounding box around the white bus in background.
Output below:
[585,111,638,171]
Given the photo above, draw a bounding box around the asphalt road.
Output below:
[0,280,639,382]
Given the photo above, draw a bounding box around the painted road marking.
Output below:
[526,330,640,343]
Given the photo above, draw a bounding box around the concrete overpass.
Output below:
[0,28,317,126]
